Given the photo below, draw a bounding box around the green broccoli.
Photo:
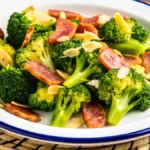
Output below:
[28,81,55,111]
[0,66,37,104]
[50,84,91,127]
[0,39,15,67]
[63,49,105,88]
[52,38,82,75]
[99,13,150,55]
[7,7,56,49]
[15,31,55,70]
[98,68,150,125]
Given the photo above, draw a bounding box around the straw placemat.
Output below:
[0,129,149,150]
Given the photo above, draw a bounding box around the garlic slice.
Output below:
[11,101,30,108]
[117,66,130,79]
[87,79,99,89]
[0,49,13,67]
[66,118,84,128]
[82,41,102,52]
[83,31,100,43]
[57,36,70,42]
[48,85,64,95]
[63,47,81,57]
[56,69,70,80]
[98,14,110,25]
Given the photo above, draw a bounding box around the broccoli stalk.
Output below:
[108,83,142,124]
[50,84,91,127]
[63,49,104,88]
[98,68,150,125]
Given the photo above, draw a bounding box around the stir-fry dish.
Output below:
[0,6,150,128]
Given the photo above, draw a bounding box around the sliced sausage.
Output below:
[83,14,110,27]
[22,27,34,48]
[0,28,4,40]
[6,103,40,122]
[82,101,106,128]
[98,47,130,70]
[123,54,142,66]
[77,23,98,35]
[142,51,150,74]
[24,60,64,85]
[48,18,77,43]
[48,9,83,22]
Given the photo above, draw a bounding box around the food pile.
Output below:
[0,6,150,128]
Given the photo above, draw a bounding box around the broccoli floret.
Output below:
[0,66,37,104]
[125,18,149,42]
[98,68,150,125]
[28,81,55,111]
[0,39,15,67]
[15,31,55,70]
[99,13,150,55]
[50,84,91,127]
[63,49,105,88]
[52,38,82,75]
[7,7,56,49]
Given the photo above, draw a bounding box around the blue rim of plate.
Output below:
[133,0,150,6]
[0,121,150,144]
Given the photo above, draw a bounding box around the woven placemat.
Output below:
[0,129,149,150]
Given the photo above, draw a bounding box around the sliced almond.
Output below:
[87,79,99,89]
[22,5,35,13]
[0,49,13,67]
[11,101,30,108]
[117,66,130,79]
[0,103,4,108]
[83,31,100,43]
[56,69,70,80]
[48,85,64,95]
[59,11,66,19]
[74,33,84,40]
[63,47,81,57]
[144,74,150,80]
[98,14,110,25]
[66,118,84,128]
[82,41,102,52]
[57,36,70,42]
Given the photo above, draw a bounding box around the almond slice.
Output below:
[98,14,110,25]
[82,41,102,52]
[0,103,4,108]
[48,85,64,95]
[11,101,30,108]
[56,69,70,80]
[63,47,81,57]
[87,79,99,89]
[66,118,84,128]
[57,36,70,42]
[59,11,66,19]
[117,66,130,79]
[83,31,100,43]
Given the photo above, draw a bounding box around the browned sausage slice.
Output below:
[0,28,4,40]
[48,9,83,22]
[98,47,130,70]
[142,51,150,74]
[22,27,34,47]
[24,60,64,85]
[48,18,77,44]
[6,103,40,122]
[82,102,106,128]
[123,54,142,66]
[77,23,98,35]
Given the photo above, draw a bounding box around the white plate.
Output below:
[0,0,150,147]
